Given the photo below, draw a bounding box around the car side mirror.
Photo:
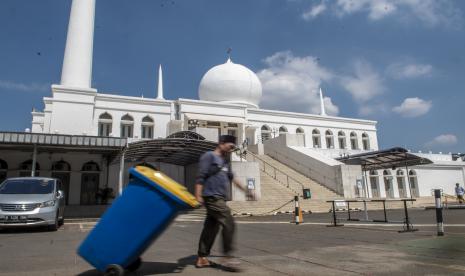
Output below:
[57,190,64,199]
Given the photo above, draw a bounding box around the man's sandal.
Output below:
[195,257,213,268]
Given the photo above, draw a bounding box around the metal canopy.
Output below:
[336,147,433,171]
[121,137,217,166]
[0,132,126,160]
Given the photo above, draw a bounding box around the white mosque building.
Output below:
[1,0,464,210]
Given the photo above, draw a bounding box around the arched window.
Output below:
[0,159,7,183]
[362,133,370,150]
[261,125,271,142]
[312,129,321,148]
[278,126,288,136]
[0,159,7,170]
[408,170,419,197]
[383,170,394,198]
[141,116,154,139]
[51,160,71,171]
[98,112,113,137]
[120,114,134,138]
[338,131,346,149]
[19,160,40,177]
[296,127,304,134]
[350,132,358,150]
[369,170,380,198]
[396,170,407,198]
[82,161,100,172]
[325,130,334,149]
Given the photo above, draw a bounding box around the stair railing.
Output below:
[245,151,306,195]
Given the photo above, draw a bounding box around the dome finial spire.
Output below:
[226,47,232,63]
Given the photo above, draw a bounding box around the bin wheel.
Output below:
[105,264,125,276]
[126,257,142,272]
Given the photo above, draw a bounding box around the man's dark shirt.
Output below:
[196,151,232,198]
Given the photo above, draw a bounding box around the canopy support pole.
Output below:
[405,162,413,200]
[118,148,126,196]
[31,144,37,177]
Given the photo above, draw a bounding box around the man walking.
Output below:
[195,135,250,270]
[455,183,465,204]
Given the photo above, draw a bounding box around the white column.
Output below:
[157,65,164,99]
[60,0,96,88]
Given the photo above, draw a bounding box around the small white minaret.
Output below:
[60,0,96,88]
[157,64,164,100]
[319,87,327,116]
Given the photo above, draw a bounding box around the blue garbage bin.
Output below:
[78,165,199,275]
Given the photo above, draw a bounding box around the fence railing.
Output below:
[442,192,459,207]
[245,151,306,196]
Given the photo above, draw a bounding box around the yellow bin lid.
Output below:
[134,166,200,208]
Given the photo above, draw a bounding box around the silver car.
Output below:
[0,177,65,231]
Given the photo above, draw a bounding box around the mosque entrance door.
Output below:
[370,178,380,198]
[80,173,99,205]
[397,177,407,198]
[384,179,394,198]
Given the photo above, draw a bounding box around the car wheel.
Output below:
[48,212,59,231]
[126,257,142,272]
[105,264,125,276]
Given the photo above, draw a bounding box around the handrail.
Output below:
[245,151,305,195]
[441,192,457,207]
[265,149,341,195]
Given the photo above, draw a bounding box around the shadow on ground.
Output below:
[77,255,235,275]
[0,226,57,234]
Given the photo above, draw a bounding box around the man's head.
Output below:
[456,183,460,187]
[217,135,236,154]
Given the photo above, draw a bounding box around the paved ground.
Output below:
[1,208,464,275]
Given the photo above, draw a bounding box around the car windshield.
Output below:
[0,179,55,194]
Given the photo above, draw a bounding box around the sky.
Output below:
[0,0,464,153]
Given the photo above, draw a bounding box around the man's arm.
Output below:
[195,183,204,204]
[195,153,212,204]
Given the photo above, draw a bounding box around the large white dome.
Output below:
[198,58,262,108]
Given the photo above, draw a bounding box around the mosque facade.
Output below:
[1,0,464,208]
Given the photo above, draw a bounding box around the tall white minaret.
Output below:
[319,87,327,116]
[60,0,96,88]
[157,64,164,100]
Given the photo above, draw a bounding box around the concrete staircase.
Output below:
[228,153,435,215]
[228,154,342,215]
[257,154,341,199]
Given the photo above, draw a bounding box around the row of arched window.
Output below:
[0,159,100,173]
[0,159,103,205]
[260,125,370,150]
[368,169,419,198]
[98,112,154,139]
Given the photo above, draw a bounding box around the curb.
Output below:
[273,210,312,215]
[329,208,362,212]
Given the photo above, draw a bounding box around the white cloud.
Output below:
[387,62,433,79]
[425,134,458,148]
[339,60,385,103]
[392,97,432,117]
[302,1,327,21]
[304,0,462,28]
[257,51,339,115]
[0,80,49,92]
